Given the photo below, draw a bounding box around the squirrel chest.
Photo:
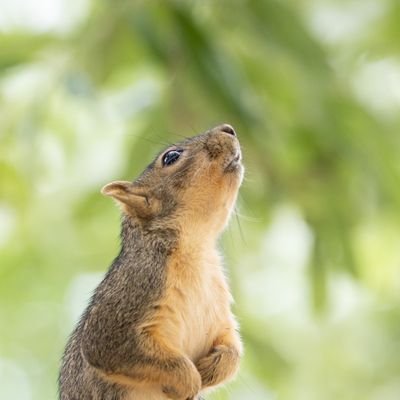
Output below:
[144,246,233,362]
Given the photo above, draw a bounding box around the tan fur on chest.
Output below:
[147,246,233,362]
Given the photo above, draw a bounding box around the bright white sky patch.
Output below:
[64,272,103,325]
[0,0,89,33]
[0,359,31,400]
[240,206,313,322]
[0,204,16,247]
[353,58,400,115]
[306,0,384,44]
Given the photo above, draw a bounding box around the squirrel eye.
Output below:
[162,149,183,166]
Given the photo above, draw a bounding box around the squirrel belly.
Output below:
[143,244,238,363]
[59,124,243,400]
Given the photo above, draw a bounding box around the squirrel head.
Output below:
[102,124,243,240]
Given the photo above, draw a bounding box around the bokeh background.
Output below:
[1,0,400,399]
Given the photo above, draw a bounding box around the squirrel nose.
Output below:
[215,124,237,137]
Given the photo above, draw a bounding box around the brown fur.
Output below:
[59,124,243,400]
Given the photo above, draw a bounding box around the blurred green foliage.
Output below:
[1,0,400,399]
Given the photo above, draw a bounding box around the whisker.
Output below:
[237,372,258,395]
[235,208,246,245]
[234,212,258,223]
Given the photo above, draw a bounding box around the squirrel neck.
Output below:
[119,216,178,256]
[119,215,220,259]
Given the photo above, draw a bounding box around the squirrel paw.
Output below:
[162,385,181,399]
[161,356,201,399]
[161,378,201,400]
[196,344,239,388]
[162,386,199,400]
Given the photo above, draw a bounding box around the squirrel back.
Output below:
[59,124,243,400]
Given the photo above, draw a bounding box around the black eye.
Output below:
[162,150,183,166]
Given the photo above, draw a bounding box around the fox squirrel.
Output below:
[59,124,244,400]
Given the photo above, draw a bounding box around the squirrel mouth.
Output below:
[224,153,242,172]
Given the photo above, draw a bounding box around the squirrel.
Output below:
[59,124,244,400]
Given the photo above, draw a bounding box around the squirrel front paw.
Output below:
[196,345,240,388]
[162,381,201,400]
[162,386,198,400]
[161,361,201,400]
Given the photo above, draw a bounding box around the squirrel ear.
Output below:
[101,181,137,202]
[101,181,157,218]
